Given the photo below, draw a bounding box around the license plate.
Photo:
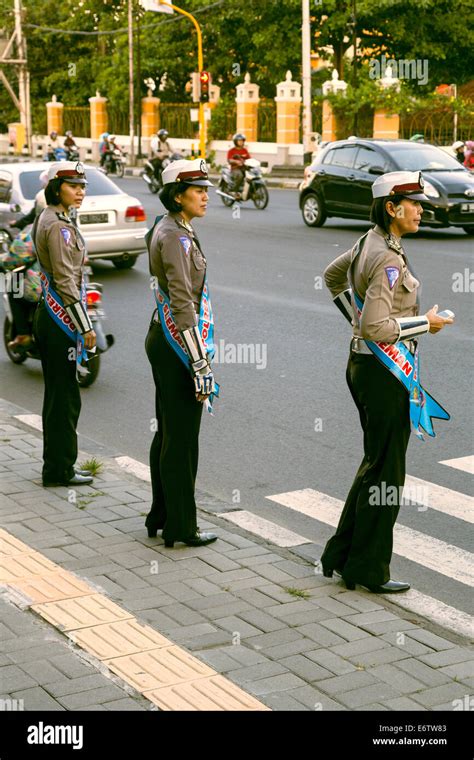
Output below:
[460,203,474,213]
[79,213,109,224]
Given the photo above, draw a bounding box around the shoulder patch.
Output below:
[60,227,72,245]
[384,266,400,290]
[179,235,192,256]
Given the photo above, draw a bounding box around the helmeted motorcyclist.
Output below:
[149,129,174,180]
[64,131,79,160]
[227,133,251,194]
[104,135,123,172]
[46,131,60,161]
[99,132,110,168]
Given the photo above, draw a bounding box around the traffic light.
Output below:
[200,71,211,102]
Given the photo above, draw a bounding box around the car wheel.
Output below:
[78,354,100,388]
[302,193,327,227]
[462,226,474,235]
[112,254,138,270]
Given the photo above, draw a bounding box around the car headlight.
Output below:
[422,180,440,198]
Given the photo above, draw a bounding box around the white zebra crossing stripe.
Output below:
[404,475,473,523]
[266,488,474,587]
[390,589,474,641]
[221,510,310,547]
[439,455,474,476]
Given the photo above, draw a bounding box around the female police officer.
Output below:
[33,162,96,487]
[320,171,453,593]
[144,158,218,548]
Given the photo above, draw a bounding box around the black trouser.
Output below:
[33,301,81,483]
[321,351,411,586]
[150,157,163,178]
[8,293,32,335]
[145,317,203,542]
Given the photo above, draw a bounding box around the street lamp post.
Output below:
[302,0,313,160]
[128,0,135,165]
[140,0,206,158]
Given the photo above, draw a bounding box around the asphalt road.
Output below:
[1,179,473,616]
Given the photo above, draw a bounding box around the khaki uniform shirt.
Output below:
[324,225,420,344]
[34,206,86,306]
[148,213,206,332]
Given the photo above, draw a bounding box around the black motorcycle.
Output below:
[104,149,126,178]
[142,153,182,194]
[1,232,114,388]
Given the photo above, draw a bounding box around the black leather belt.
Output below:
[351,337,417,354]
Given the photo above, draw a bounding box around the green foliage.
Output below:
[0,0,472,136]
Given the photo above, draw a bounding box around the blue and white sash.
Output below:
[153,277,220,413]
[349,234,449,440]
[39,269,88,374]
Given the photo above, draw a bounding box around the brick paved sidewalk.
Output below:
[1,398,473,712]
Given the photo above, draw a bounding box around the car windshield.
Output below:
[18,168,124,200]
[390,145,464,172]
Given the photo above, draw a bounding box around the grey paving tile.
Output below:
[56,685,132,709]
[278,655,333,682]
[285,684,347,711]
[419,649,474,668]
[304,650,358,676]
[6,686,65,711]
[404,630,458,651]
[316,671,378,696]
[410,683,471,707]
[244,672,307,696]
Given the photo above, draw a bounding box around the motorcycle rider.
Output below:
[150,129,174,182]
[105,135,123,173]
[64,130,79,160]
[99,132,110,168]
[227,133,251,196]
[45,131,60,161]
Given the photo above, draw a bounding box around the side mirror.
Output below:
[369,166,385,175]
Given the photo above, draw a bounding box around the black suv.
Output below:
[299,138,474,234]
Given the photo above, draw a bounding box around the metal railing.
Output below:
[63,107,90,138]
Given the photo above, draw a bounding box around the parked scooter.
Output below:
[216,158,269,209]
[142,152,182,194]
[1,229,114,388]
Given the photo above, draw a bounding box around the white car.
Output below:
[0,162,148,269]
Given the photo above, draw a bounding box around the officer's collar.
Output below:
[373,224,404,254]
[51,203,71,223]
[173,213,194,234]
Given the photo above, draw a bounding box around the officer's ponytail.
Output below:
[159,181,190,213]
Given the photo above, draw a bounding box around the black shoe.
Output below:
[43,473,94,487]
[321,563,343,579]
[164,530,218,548]
[74,468,92,476]
[145,515,165,538]
[364,580,411,594]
